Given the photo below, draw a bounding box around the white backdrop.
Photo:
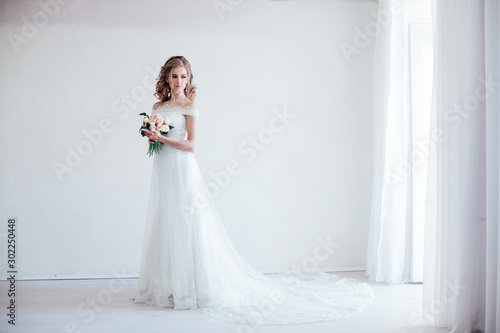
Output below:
[0,0,376,279]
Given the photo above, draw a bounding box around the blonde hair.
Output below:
[154,56,197,102]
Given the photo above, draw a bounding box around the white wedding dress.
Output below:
[132,103,375,325]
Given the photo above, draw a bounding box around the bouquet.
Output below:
[139,112,174,157]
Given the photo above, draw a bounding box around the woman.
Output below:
[132,55,375,325]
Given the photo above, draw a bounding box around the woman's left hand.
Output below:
[141,129,162,143]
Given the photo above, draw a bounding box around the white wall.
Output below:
[0,0,376,279]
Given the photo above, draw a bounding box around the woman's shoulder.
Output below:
[181,100,198,110]
[153,101,163,109]
[181,101,199,117]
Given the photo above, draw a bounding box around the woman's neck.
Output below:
[168,92,189,104]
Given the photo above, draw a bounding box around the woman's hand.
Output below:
[141,120,195,153]
[141,129,162,143]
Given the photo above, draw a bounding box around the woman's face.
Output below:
[168,66,188,94]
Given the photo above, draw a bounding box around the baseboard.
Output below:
[2,266,367,281]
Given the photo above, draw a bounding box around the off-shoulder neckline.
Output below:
[153,103,198,111]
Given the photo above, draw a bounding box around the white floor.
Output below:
[0,271,448,333]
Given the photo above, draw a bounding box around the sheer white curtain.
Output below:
[484,2,500,331]
[422,0,500,332]
[366,0,411,285]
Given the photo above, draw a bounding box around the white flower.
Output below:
[149,124,156,131]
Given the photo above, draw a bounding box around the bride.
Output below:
[132,55,375,326]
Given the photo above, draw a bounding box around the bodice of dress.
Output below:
[151,104,199,141]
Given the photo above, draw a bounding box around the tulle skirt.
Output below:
[132,144,375,325]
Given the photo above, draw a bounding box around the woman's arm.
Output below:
[142,115,197,153]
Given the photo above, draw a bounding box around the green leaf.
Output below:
[139,125,150,137]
